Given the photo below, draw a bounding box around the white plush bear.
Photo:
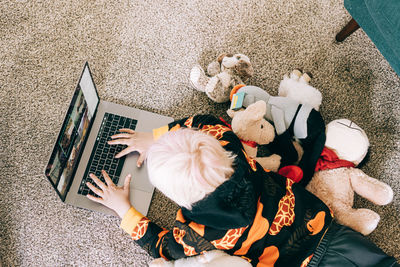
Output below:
[278,69,322,111]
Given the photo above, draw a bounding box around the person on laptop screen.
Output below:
[86,115,398,266]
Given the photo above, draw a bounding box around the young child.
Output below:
[86,115,399,267]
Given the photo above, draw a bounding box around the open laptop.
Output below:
[45,62,173,216]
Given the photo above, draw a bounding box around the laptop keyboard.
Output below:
[78,112,137,197]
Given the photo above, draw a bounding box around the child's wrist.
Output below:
[116,203,132,219]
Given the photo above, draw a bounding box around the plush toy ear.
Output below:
[217,53,233,64]
[244,100,266,121]
[235,60,254,80]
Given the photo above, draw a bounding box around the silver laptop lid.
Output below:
[45,63,99,201]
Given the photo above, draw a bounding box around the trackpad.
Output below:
[130,188,153,216]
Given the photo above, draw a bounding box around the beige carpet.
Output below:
[1,0,399,266]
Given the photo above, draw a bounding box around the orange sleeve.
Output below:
[152,125,169,140]
[120,207,145,235]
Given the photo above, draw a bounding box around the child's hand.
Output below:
[108,129,154,167]
[86,170,132,218]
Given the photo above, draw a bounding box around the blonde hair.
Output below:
[146,128,235,209]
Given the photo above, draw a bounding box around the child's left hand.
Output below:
[86,170,132,218]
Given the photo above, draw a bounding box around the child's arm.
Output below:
[107,115,224,167]
[86,171,184,259]
[152,115,226,140]
[120,214,188,260]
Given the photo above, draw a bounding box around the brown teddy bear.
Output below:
[306,119,394,235]
[190,53,254,103]
[226,100,283,172]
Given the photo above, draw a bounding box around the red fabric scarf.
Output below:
[315,147,355,172]
[278,147,356,183]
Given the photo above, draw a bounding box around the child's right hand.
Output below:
[108,129,154,167]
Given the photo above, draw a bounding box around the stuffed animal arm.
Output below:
[270,106,287,135]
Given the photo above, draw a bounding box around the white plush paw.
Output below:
[190,65,207,92]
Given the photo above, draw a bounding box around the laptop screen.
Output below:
[45,63,99,200]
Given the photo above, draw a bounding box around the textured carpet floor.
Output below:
[1,0,399,266]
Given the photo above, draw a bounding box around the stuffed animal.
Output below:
[149,250,251,267]
[278,69,322,111]
[226,100,282,172]
[190,53,254,103]
[306,119,394,236]
[230,76,325,186]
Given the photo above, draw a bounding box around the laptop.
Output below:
[45,62,173,216]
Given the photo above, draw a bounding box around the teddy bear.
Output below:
[190,53,254,103]
[148,249,251,267]
[306,119,394,236]
[278,69,322,111]
[230,72,325,186]
[225,100,283,172]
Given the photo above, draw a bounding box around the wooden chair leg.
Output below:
[336,18,360,42]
